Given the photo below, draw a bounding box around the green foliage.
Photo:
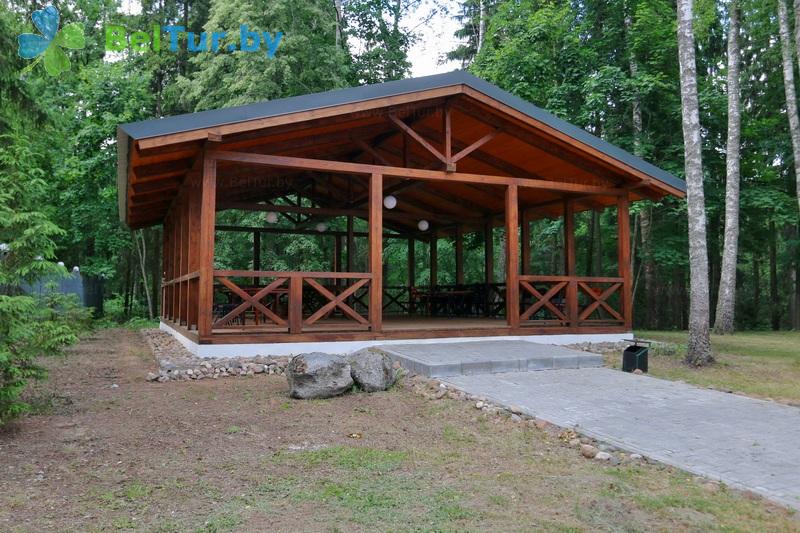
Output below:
[176,0,351,111]
[344,0,414,83]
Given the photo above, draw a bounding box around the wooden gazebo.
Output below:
[117,72,685,353]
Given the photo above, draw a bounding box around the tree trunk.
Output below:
[770,220,780,330]
[713,1,742,335]
[677,0,713,364]
[626,10,656,328]
[792,0,800,215]
[334,0,344,48]
[149,228,161,319]
[753,253,761,321]
[134,230,154,320]
[478,0,486,53]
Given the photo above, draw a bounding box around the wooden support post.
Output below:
[455,225,464,284]
[334,234,342,292]
[506,184,520,329]
[430,229,438,290]
[334,235,342,273]
[408,238,416,314]
[564,199,578,328]
[161,215,169,320]
[617,195,633,329]
[182,197,189,325]
[289,275,302,334]
[407,237,416,294]
[188,179,201,329]
[521,212,531,275]
[252,231,261,285]
[197,156,217,338]
[443,103,454,171]
[484,221,494,285]
[346,215,354,272]
[369,173,383,331]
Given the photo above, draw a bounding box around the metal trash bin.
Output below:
[622,339,650,373]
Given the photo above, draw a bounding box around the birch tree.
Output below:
[677,0,713,364]
[625,7,656,328]
[713,0,742,334]
[792,0,800,215]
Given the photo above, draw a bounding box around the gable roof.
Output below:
[117,71,685,228]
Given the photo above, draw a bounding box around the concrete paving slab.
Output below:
[377,340,602,378]
[444,368,800,511]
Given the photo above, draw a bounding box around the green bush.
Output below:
[0,288,91,426]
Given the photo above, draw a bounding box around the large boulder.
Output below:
[286,353,353,399]
[348,348,395,392]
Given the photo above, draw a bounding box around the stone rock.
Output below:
[475,401,485,409]
[286,353,353,399]
[569,438,581,447]
[629,453,643,461]
[594,451,612,461]
[581,444,599,458]
[509,405,524,415]
[146,372,158,382]
[534,419,548,430]
[510,414,522,422]
[347,349,395,392]
[633,368,644,375]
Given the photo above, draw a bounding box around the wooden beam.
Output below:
[217,199,451,225]
[252,231,261,285]
[457,89,686,198]
[215,224,413,240]
[137,86,464,150]
[206,150,627,195]
[369,173,383,332]
[197,155,217,337]
[415,124,547,181]
[451,129,500,164]
[289,276,302,334]
[352,136,393,167]
[564,199,577,327]
[443,103,454,171]
[388,114,448,165]
[430,229,438,289]
[521,212,531,275]
[505,184,520,328]
[484,221,494,285]
[455,225,464,284]
[407,237,416,290]
[347,215,355,271]
[617,195,633,329]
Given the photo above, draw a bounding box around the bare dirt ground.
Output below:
[0,328,797,532]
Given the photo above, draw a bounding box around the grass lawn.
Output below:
[614,331,800,405]
[0,329,797,531]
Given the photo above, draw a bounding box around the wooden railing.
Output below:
[519,275,625,327]
[211,270,373,334]
[161,270,200,328]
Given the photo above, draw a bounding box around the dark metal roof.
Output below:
[118,71,685,211]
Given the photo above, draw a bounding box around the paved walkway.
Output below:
[445,368,800,510]
[378,340,601,377]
